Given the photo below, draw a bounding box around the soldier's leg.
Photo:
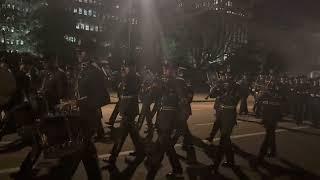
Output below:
[258,127,270,161]
[166,140,183,174]
[145,132,169,180]
[269,126,277,156]
[14,138,42,178]
[107,101,120,126]
[207,118,221,141]
[82,141,102,180]
[108,119,130,162]
[127,116,145,157]
[137,103,147,130]
[96,110,105,138]
[239,96,248,114]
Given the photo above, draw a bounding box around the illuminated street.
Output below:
[0,99,320,180]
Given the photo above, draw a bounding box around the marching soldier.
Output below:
[210,78,240,173]
[104,61,144,164]
[257,81,284,162]
[239,74,250,115]
[47,58,106,180]
[310,78,320,127]
[145,63,185,179]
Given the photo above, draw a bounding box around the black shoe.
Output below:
[221,161,235,168]
[208,164,219,174]
[166,172,183,179]
[266,152,277,158]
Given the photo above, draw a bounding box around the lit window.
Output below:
[115,5,120,9]
[88,9,92,16]
[85,24,89,31]
[1,38,4,43]
[93,11,96,17]
[84,9,87,15]
[16,40,19,45]
[73,8,77,13]
[89,0,92,3]
[11,40,14,45]
[76,23,80,29]
[90,25,94,31]
[21,40,24,45]
[80,23,85,29]
[79,0,82,2]
[84,0,87,3]
[79,8,82,14]
[95,26,98,32]
[11,27,14,32]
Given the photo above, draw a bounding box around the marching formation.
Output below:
[0,53,320,180]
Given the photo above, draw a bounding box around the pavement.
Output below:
[0,99,320,180]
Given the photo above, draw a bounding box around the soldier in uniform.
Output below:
[204,75,224,143]
[257,80,284,162]
[105,67,125,128]
[145,63,185,179]
[47,58,106,180]
[103,61,144,164]
[310,78,320,127]
[239,74,250,115]
[210,78,240,173]
[136,66,156,135]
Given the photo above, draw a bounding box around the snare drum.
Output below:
[39,112,83,159]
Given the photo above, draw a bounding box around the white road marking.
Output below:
[194,122,214,126]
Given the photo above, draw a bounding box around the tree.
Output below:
[31,0,77,62]
[0,0,40,54]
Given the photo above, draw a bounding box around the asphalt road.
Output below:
[0,101,320,180]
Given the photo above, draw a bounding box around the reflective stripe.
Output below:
[220,105,236,109]
[161,106,177,111]
[121,95,136,99]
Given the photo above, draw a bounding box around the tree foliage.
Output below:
[31,0,77,62]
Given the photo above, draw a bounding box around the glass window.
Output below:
[93,11,96,17]
[0,38,4,43]
[88,9,92,16]
[20,40,24,45]
[84,0,87,3]
[95,26,98,32]
[79,8,82,14]
[16,40,19,45]
[85,24,89,31]
[90,25,94,31]
[73,8,77,13]
[80,23,85,29]
[84,9,87,15]
[76,23,80,29]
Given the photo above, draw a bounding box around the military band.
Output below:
[0,53,319,180]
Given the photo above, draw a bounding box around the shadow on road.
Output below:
[0,139,28,154]
[102,156,144,180]
[233,144,320,180]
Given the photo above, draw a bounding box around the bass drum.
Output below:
[0,67,16,107]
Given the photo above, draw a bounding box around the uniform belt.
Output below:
[121,95,136,99]
[161,106,177,111]
[262,101,280,106]
[220,105,236,109]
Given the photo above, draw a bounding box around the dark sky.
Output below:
[253,0,320,31]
